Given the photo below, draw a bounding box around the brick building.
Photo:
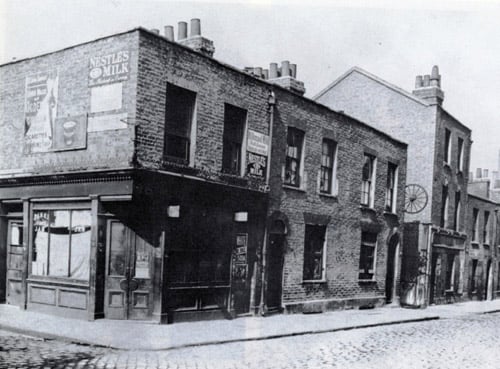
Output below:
[0,20,407,322]
[315,66,472,306]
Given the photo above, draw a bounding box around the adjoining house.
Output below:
[0,20,407,323]
[315,66,473,306]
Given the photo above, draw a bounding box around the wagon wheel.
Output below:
[404,184,428,214]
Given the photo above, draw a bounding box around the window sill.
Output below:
[383,211,398,217]
[358,279,376,284]
[283,184,306,193]
[319,192,338,200]
[302,279,327,284]
[359,205,376,214]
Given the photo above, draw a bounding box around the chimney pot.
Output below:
[281,61,290,77]
[484,169,489,178]
[269,63,278,79]
[290,64,297,78]
[178,21,188,40]
[255,67,263,78]
[477,168,482,179]
[263,69,269,79]
[190,18,201,37]
[164,26,174,41]
[415,75,423,88]
[431,65,439,79]
[151,28,160,35]
[423,75,430,87]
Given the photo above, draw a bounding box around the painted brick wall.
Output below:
[0,32,138,178]
[270,89,407,306]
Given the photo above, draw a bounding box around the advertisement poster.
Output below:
[24,71,59,153]
[247,130,269,178]
[52,115,87,151]
[232,234,248,283]
[247,152,267,178]
[88,50,130,87]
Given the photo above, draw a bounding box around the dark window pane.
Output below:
[285,128,304,187]
[303,225,326,280]
[109,222,127,276]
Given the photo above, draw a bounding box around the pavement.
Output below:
[1,299,500,351]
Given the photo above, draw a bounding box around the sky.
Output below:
[1,0,500,173]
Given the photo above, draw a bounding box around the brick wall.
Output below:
[270,89,407,308]
[0,32,139,178]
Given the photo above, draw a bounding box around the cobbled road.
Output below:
[1,312,500,369]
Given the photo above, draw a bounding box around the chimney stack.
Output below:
[412,65,444,105]
[477,168,482,179]
[177,18,215,57]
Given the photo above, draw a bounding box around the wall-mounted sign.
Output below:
[87,113,128,132]
[247,152,267,178]
[232,233,248,283]
[24,71,59,153]
[89,50,130,87]
[90,83,123,113]
[53,115,87,151]
[247,130,269,156]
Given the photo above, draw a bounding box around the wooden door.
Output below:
[266,234,284,312]
[6,220,23,306]
[104,220,155,320]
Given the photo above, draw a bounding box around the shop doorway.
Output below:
[385,233,399,304]
[104,220,155,320]
[266,233,284,313]
[6,220,23,306]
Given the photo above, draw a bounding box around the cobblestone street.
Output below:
[1,312,500,369]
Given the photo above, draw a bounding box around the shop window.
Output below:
[164,83,197,165]
[385,163,398,212]
[444,128,451,164]
[457,137,464,172]
[222,104,246,175]
[440,185,449,228]
[32,209,91,281]
[303,225,327,281]
[453,192,461,231]
[361,154,376,207]
[284,127,305,187]
[319,139,337,195]
[484,211,490,245]
[359,232,377,280]
[472,208,479,242]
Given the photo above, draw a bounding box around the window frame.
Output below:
[457,137,464,172]
[319,138,338,196]
[385,162,398,213]
[222,104,248,176]
[358,232,378,281]
[484,211,490,245]
[302,224,328,282]
[472,208,479,242]
[453,191,461,232]
[441,185,449,228]
[284,127,305,188]
[444,128,452,165]
[361,154,377,208]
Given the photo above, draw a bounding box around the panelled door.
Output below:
[6,220,24,306]
[104,220,155,320]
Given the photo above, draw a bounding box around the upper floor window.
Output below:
[359,232,377,281]
[484,211,490,245]
[440,185,449,228]
[361,154,376,207]
[385,163,398,213]
[472,208,479,242]
[222,104,247,175]
[164,84,197,165]
[303,225,327,281]
[457,137,464,172]
[320,139,337,195]
[444,129,452,164]
[285,127,305,187]
[453,191,461,231]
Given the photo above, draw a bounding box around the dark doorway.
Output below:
[429,253,439,305]
[385,234,399,303]
[266,234,284,313]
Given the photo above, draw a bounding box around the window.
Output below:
[440,185,449,228]
[454,192,461,231]
[361,154,376,207]
[32,209,91,280]
[470,259,478,292]
[472,208,479,242]
[484,211,490,245]
[444,129,451,164]
[164,83,196,164]
[222,104,246,175]
[385,163,398,212]
[320,139,337,194]
[445,256,457,291]
[359,232,377,280]
[285,127,304,187]
[303,225,327,281]
[457,137,464,172]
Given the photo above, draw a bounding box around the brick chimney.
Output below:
[412,65,444,105]
[171,19,215,57]
[245,61,306,96]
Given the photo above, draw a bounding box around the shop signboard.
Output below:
[88,50,130,87]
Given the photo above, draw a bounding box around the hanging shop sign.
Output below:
[232,234,248,283]
[24,70,59,153]
[88,50,130,87]
[247,130,269,156]
[52,115,87,151]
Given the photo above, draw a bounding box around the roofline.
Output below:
[468,192,500,206]
[313,66,430,107]
[1,27,407,148]
[439,107,472,133]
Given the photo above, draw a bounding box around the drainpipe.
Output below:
[258,91,276,315]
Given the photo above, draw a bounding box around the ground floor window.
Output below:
[359,232,377,280]
[303,225,326,281]
[32,209,91,281]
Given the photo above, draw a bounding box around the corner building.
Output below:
[315,66,473,306]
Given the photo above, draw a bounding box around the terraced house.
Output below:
[0,20,407,323]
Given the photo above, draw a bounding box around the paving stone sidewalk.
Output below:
[1,299,500,351]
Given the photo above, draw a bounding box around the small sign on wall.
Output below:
[247,152,267,178]
[88,50,130,87]
[88,113,128,132]
[52,115,87,151]
[232,234,248,283]
[247,130,269,156]
[90,83,123,113]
